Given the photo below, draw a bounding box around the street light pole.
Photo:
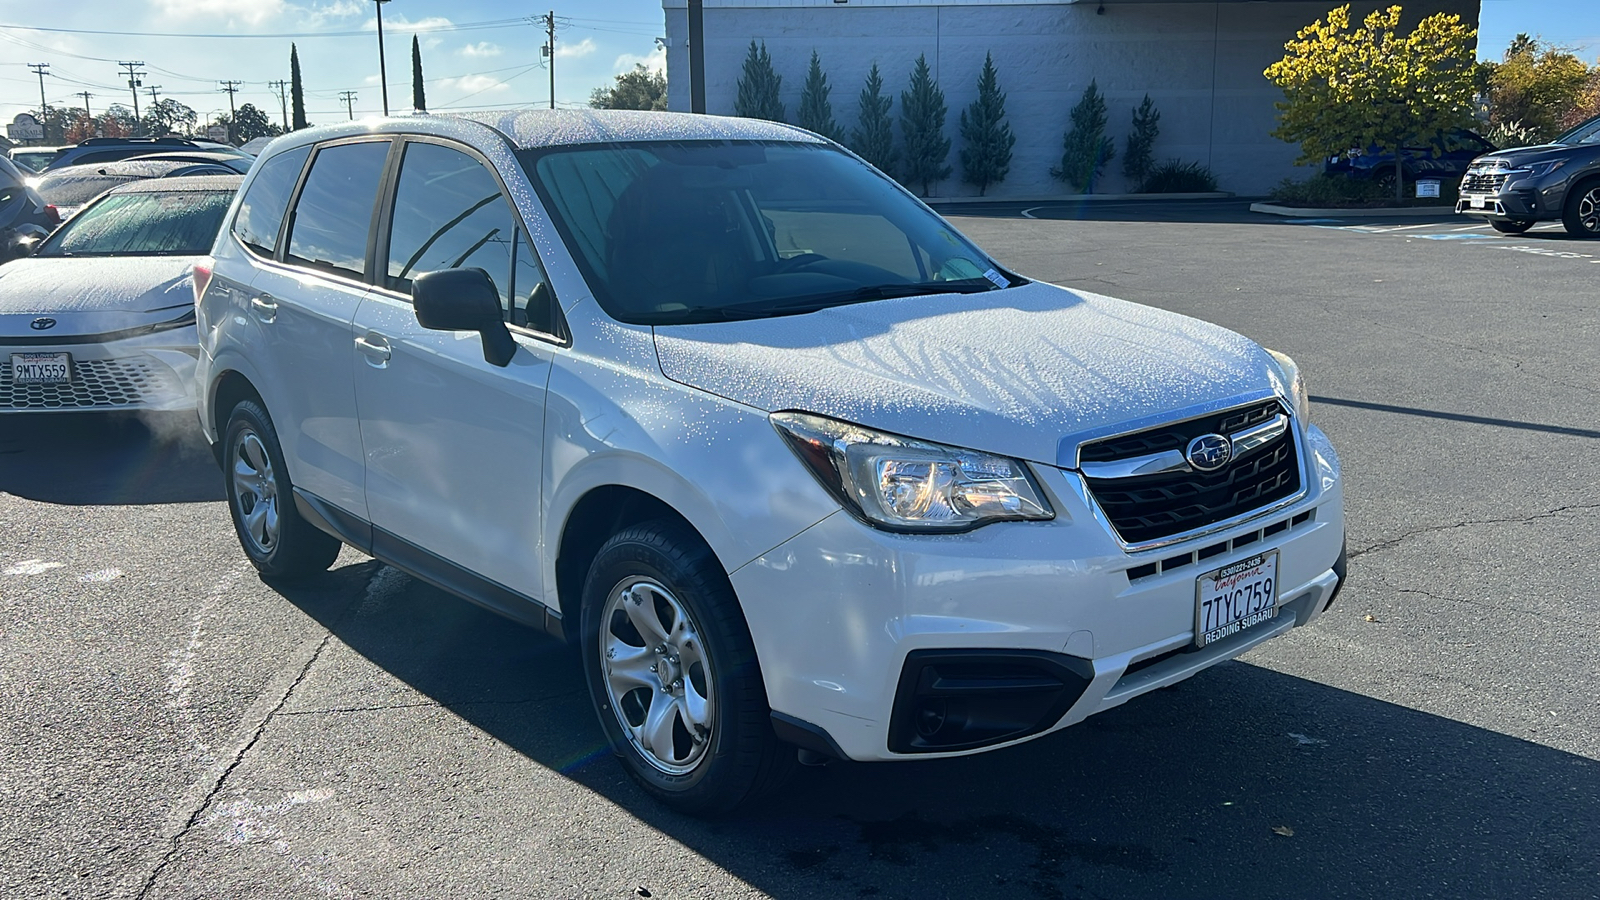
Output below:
[374,0,392,116]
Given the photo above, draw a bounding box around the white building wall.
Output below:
[663,0,1480,197]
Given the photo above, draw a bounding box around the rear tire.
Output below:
[1562,178,1600,238]
[221,400,340,579]
[1490,219,1534,234]
[580,519,794,815]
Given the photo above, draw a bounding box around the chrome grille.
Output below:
[1461,172,1507,193]
[1,357,185,410]
[1080,400,1302,545]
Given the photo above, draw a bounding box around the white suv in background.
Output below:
[196,110,1347,814]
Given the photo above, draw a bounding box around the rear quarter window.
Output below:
[232,144,311,258]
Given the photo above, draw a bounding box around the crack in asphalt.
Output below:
[1387,585,1597,630]
[1348,502,1600,563]
[134,631,335,900]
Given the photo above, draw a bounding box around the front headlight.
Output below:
[1515,160,1566,179]
[1266,349,1310,423]
[771,412,1054,532]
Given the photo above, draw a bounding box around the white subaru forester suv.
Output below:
[197,110,1346,814]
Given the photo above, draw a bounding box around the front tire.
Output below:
[1562,178,1600,238]
[580,520,793,815]
[1490,219,1534,234]
[222,400,340,579]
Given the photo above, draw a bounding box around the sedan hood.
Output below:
[0,255,197,338]
[652,281,1280,467]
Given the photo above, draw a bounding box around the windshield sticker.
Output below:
[983,268,1009,289]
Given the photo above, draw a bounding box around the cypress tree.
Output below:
[1123,94,1160,190]
[849,63,895,176]
[797,51,841,141]
[1052,80,1115,193]
[290,43,308,131]
[412,35,427,112]
[958,52,1015,196]
[734,40,785,122]
[899,54,951,196]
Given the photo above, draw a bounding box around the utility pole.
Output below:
[145,85,162,108]
[540,11,556,110]
[28,63,49,120]
[219,80,241,142]
[339,91,358,120]
[77,91,93,119]
[118,61,146,134]
[373,0,392,116]
[268,79,289,131]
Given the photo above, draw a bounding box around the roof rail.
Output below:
[79,136,197,147]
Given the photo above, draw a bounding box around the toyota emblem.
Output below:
[29,317,56,330]
[1185,434,1233,472]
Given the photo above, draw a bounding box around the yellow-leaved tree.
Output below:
[1264,5,1480,201]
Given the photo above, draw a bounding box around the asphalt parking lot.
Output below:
[4,201,1597,899]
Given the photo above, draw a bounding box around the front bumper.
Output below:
[1456,174,1568,221]
[732,423,1345,762]
[0,326,199,413]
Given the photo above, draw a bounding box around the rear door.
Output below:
[244,138,393,520]
[351,138,561,603]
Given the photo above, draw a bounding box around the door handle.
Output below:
[249,294,278,323]
[355,332,391,367]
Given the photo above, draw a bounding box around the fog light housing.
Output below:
[888,650,1094,753]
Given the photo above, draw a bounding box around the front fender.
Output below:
[541,304,840,598]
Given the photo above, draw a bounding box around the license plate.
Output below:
[1467,194,1488,209]
[10,352,71,384]
[1195,552,1279,647]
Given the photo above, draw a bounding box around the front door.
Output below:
[352,139,561,602]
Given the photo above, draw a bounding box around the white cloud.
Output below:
[614,49,666,75]
[148,0,287,26]
[460,42,502,59]
[370,15,454,33]
[440,74,511,95]
[555,38,597,60]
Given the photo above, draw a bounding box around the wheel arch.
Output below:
[553,484,714,644]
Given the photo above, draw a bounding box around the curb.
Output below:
[1249,201,1458,218]
[927,192,1235,205]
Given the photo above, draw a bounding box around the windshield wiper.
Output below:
[682,280,1001,322]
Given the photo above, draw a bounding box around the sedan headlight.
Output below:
[1266,349,1310,423]
[771,412,1053,532]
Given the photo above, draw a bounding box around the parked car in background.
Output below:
[1456,114,1600,236]
[35,158,239,220]
[197,110,1346,815]
[1327,128,1497,192]
[121,151,254,174]
[0,153,60,253]
[0,175,240,413]
[33,136,243,174]
[9,146,66,174]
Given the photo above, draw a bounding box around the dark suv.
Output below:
[36,137,247,174]
[1456,115,1600,236]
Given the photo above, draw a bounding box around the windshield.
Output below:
[10,151,53,174]
[1555,116,1600,146]
[518,140,1010,324]
[36,189,234,257]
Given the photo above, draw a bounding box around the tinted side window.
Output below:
[233,144,310,257]
[285,141,389,280]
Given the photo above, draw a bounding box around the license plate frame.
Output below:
[1465,193,1489,210]
[10,351,72,385]
[1194,551,1279,648]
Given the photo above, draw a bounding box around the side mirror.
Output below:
[413,267,516,367]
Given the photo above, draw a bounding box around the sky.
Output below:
[0,1,1590,131]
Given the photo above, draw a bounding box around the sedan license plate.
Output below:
[1195,552,1279,648]
[10,352,71,384]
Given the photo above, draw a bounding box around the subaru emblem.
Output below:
[30,317,55,330]
[1185,434,1233,472]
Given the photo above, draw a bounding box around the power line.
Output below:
[0,18,532,39]
[338,90,358,120]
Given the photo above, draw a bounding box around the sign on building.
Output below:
[8,113,43,142]
[206,124,230,144]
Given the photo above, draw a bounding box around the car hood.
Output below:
[1471,145,1573,168]
[652,281,1282,468]
[0,255,197,338]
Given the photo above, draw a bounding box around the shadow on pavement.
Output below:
[0,411,224,505]
[279,563,1600,899]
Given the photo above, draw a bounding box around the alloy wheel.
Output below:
[1579,186,1600,234]
[231,428,280,555]
[599,577,715,775]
